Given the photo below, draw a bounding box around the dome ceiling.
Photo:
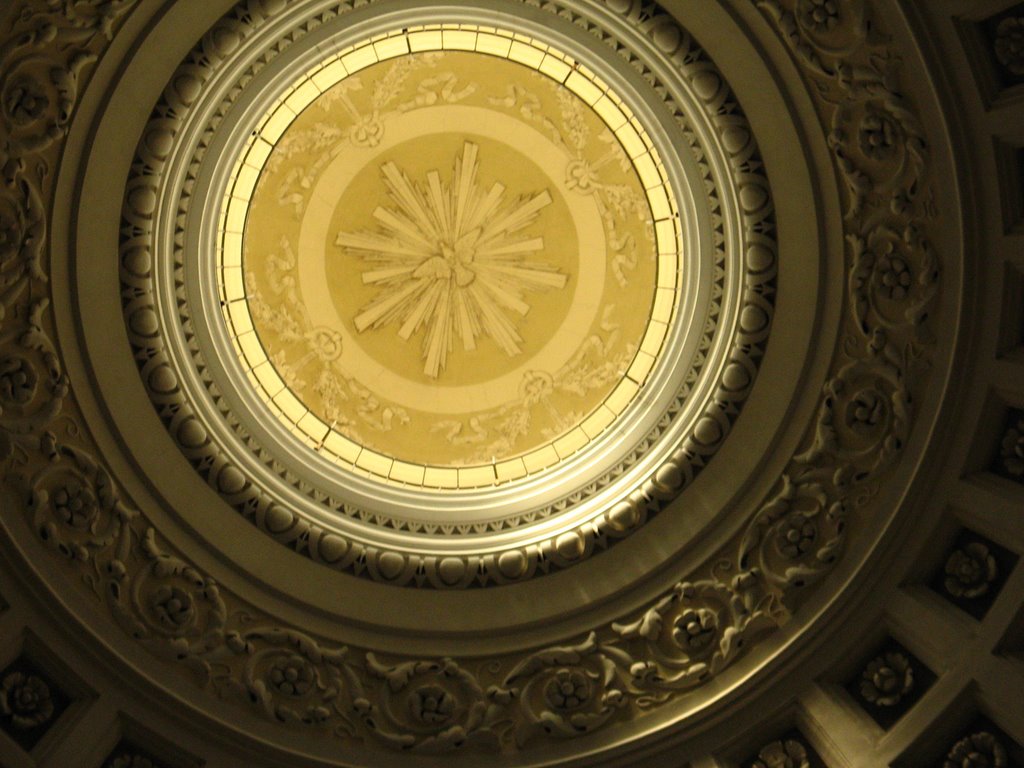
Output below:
[0,0,1022,766]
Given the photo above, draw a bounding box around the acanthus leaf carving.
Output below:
[611,574,781,690]
[357,654,499,752]
[499,632,628,744]
[28,441,135,563]
[103,528,227,681]
[213,625,358,732]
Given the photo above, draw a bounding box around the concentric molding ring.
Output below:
[119,0,777,588]
[200,20,693,509]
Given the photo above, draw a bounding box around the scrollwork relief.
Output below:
[214,626,358,731]
[0,0,138,570]
[28,442,135,562]
[105,529,228,676]
[741,0,938,607]
[357,654,498,751]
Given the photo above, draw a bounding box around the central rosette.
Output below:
[336,141,568,378]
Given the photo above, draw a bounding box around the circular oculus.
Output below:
[219,31,680,490]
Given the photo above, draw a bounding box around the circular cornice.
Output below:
[119,0,778,587]
[0,0,969,763]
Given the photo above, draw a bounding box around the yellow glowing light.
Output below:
[216,24,681,489]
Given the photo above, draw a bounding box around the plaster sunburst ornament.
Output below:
[336,141,568,378]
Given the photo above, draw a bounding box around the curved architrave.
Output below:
[118,0,781,590]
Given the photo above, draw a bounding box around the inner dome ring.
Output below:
[221,30,681,486]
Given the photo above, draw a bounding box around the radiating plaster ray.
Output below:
[337,141,568,378]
